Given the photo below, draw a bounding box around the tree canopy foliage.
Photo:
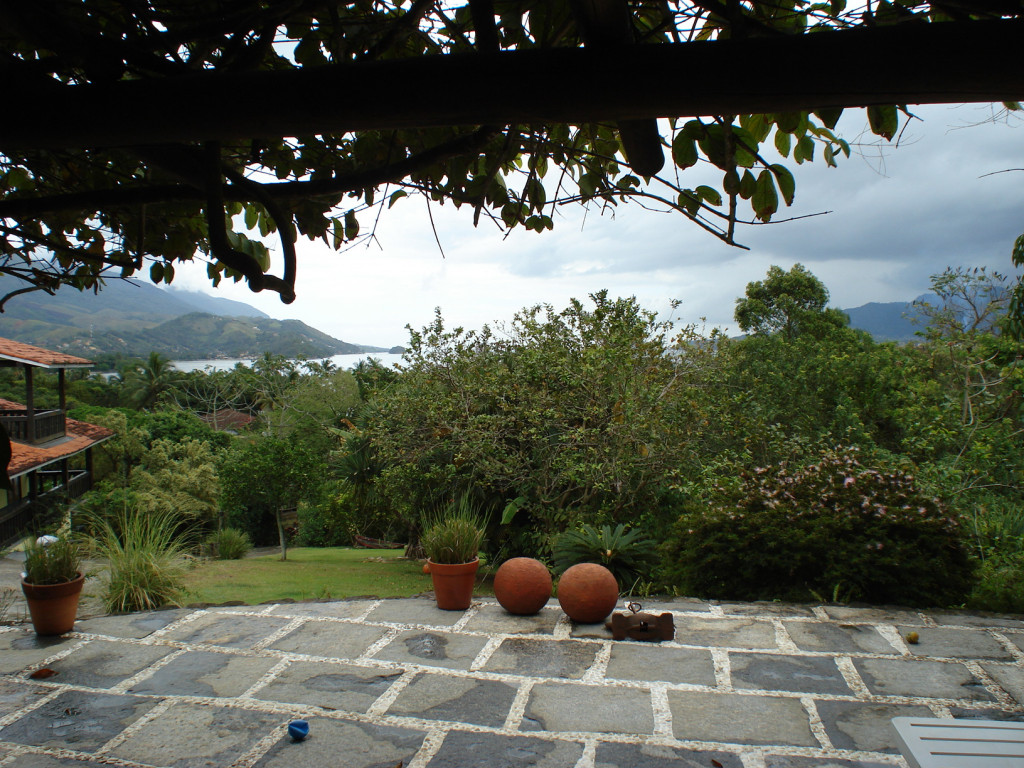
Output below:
[0,1,1021,312]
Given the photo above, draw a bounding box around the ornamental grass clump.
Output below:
[86,507,195,613]
[421,496,486,565]
[23,533,82,585]
[205,527,252,560]
[663,448,976,607]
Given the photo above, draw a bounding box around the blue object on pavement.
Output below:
[288,720,309,741]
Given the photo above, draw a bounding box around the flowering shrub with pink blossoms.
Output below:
[664,449,976,606]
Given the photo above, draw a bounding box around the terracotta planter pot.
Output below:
[21,573,85,636]
[428,558,479,610]
[494,557,552,615]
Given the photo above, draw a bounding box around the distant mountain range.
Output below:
[842,295,934,342]
[0,276,389,360]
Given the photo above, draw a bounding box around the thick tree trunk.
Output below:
[276,508,288,562]
[2,19,1021,150]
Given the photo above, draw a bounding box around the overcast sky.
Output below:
[173,103,1023,348]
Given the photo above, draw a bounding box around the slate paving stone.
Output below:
[372,630,489,671]
[667,691,817,747]
[267,620,388,659]
[109,702,281,768]
[385,671,518,727]
[927,611,1024,630]
[673,616,778,650]
[481,637,600,680]
[253,716,425,768]
[979,664,1024,706]
[814,700,935,753]
[161,612,293,649]
[126,650,278,698]
[3,756,110,767]
[0,680,48,719]
[853,657,996,701]
[0,690,159,752]
[594,742,744,767]
[0,631,75,675]
[252,660,401,713]
[822,606,926,625]
[784,621,899,655]
[266,599,376,620]
[947,706,1024,720]
[364,599,466,627]
[1003,633,1024,655]
[569,622,614,639]
[719,602,815,618]
[605,643,715,686]
[42,639,173,689]
[762,757,893,768]
[896,625,1013,660]
[74,609,190,639]
[729,653,852,695]
[425,730,583,768]
[522,682,654,735]
[460,604,560,635]
[649,598,713,613]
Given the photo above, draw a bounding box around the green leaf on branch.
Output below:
[774,130,792,157]
[752,170,779,221]
[769,164,795,205]
[724,169,741,195]
[678,190,700,216]
[344,210,359,240]
[774,112,806,134]
[867,104,899,140]
[814,108,844,129]
[672,135,699,169]
[695,185,723,206]
[389,190,408,209]
[794,135,815,164]
[739,170,757,200]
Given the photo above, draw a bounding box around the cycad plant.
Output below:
[552,523,656,587]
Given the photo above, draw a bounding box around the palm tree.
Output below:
[123,351,178,410]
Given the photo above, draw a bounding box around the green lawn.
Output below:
[181,547,494,606]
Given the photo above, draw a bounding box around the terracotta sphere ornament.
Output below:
[557,563,619,623]
[493,557,552,615]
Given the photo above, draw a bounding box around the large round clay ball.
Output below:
[494,557,552,615]
[557,563,619,623]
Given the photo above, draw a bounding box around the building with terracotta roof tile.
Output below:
[0,338,114,545]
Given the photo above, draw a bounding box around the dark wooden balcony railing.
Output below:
[0,469,93,548]
[0,408,66,444]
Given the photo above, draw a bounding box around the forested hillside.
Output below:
[0,276,383,358]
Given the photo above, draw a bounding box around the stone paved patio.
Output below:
[2,596,1024,767]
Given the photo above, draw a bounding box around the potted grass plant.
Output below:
[20,532,85,635]
[421,496,486,610]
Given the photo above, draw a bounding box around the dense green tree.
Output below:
[734,263,847,339]
[129,437,221,527]
[363,293,703,553]
[219,435,328,559]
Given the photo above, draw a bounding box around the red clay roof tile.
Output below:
[0,338,94,368]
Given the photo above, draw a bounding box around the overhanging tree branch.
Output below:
[2,19,1022,151]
